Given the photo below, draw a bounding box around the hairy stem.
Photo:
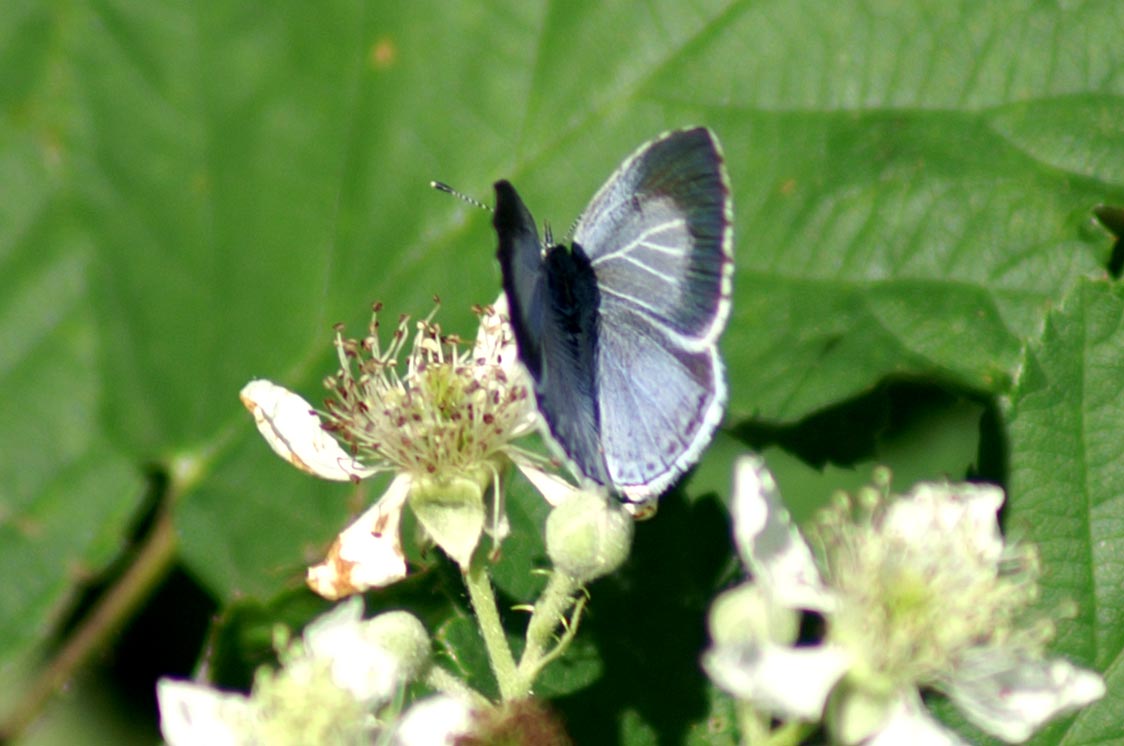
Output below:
[514,570,581,696]
[462,558,519,701]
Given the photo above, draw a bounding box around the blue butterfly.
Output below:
[493,127,733,508]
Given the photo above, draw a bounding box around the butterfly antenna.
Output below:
[430,181,493,213]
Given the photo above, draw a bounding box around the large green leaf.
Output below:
[1006,277,1124,744]
[2,0,1123,743]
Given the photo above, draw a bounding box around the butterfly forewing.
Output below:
[494,180,612,485]
[574,127,731,344]
[494,180,547,379]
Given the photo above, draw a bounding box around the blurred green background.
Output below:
[2,1,1123,743]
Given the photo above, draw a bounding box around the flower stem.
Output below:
[0,505,178,741]
[462,558,519,701]
[514,570,581,696]
[767,720,815,746]
[736,700,769,746]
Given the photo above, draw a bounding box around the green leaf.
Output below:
[0,2,145,685]
[4,0,1124,741]
[1005,277,1124,744]
[490,461,551,603]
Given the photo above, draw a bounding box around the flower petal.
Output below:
[732,455,834,611]
[514,459,580,507]
[946,649,1106,742]
[302,598,424,705]
[704,635,850,721]
[474,295,516,371]
[392,694,475,746]
[884,482,1005,564]
[240,379,378,481]
[865,693,968,746]
[157,679,256,746]
[307,474,411,598]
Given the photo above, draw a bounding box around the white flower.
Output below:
[158,599,432,746]
[392,694,475,746]
[704,455,1105,744]
[296,598,430,704]
[241,298,578,598]
[703,457,850,721]
[157,679,256,746]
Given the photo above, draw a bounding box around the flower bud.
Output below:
[708,583,800,649]
[545,491,633,583]
[364,610,432,684]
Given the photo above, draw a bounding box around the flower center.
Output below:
[253,657,373,746]
[813,487,1042,691]
[321,304,532,479]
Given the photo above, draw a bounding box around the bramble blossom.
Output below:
[241,299,577,598]
[157,599,469,746]
[704,455,1105,744]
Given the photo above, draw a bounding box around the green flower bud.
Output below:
[365,610,431,684]
[546,491,633,583]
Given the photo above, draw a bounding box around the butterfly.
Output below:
[493,127,733,508]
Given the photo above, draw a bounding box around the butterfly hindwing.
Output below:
[596,305,725,497]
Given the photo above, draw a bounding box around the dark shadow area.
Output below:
[734,378,1004,483]
[1094,204,1124,279]
[53,465,169,645]
[39,467,217,741]
[107,566,218,730]
[556,489,733,744]
[974,393,1007,486]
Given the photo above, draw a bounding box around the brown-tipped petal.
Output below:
[241,379,378,481]
[307,475,411,599]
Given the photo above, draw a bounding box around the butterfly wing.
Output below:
[573,127,733,499]
[493,181,611,485]
[494,180,546,379]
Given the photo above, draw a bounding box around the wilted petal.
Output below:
[732,455,834,611]
[865,693,968,746]
[393,694,475,746]
[307,474,411,599]
[240,379,378,481]
[946,649,1106,742]
[157,679,256,746]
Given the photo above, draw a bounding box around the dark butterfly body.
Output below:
[493,127,732,506]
